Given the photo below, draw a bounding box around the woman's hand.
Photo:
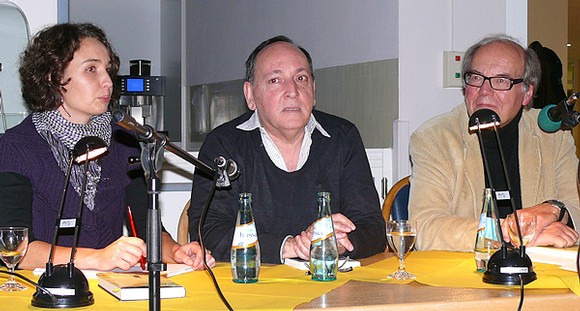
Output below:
[82,236,147,270]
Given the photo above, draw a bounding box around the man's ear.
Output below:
[243,81,256,111]
[313,81,316,107]
[522,85,535,107]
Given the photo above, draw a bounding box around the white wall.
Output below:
[9,0,57,35]
[68,0,163,76]
[186,0,398,86]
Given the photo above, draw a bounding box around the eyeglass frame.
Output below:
[463,72,524,91]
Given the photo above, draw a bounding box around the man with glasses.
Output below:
[408,34,579,251]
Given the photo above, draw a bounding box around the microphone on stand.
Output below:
[112,108,240,310]
[469,109,536,286]
[32,136,108,308]
[112,109,164,143]
[112,109,239,186]
[538,92,580,132]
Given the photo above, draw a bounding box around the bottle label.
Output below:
[477,214,499,241]
[477,213,486,231]
[311,216,334,243]
[232,222,258,249]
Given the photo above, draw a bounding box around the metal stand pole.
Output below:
[141,139,166,311]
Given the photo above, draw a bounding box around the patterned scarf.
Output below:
[33,110,112,211]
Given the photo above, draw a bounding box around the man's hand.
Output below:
[281,213,356,260]
[531,221,579,247]
[501,203,578,248]
[173,242,215,270]
[331,213,356,253]
[520,203,559,231]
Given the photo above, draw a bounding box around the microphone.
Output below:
[112,109,240,185]
[468,109,500,133]
[468,109,536,286]
[112,109,165,142]
[538,92,580,132]
[215,156,240,181]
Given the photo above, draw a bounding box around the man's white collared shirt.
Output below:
[236,111,330,171]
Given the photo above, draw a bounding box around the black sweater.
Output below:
[188,110,386,263]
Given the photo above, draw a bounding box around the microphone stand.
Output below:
[470,110,536,285]
[139,137,165,311]
[558,92,580,130]
[129,123,236,311]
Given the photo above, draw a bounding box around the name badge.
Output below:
[495,191,510,200]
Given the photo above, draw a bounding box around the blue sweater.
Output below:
[189,110,386,263]
[0,115,149,248]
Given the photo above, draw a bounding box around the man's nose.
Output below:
[284,80,299,97]
[478,78,494,93]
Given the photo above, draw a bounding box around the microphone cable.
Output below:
[0,270,58,302]
[517,275,524,311]
[197,172,234,311]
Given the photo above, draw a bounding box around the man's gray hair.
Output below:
[461,33,541,98]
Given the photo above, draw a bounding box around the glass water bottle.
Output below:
[474,188,502,272]
[231,192,260,283]
[309,192,339,281]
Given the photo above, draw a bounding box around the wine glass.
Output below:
[386,220,417,280]
[0,227,29,291]
[507,213,537,247]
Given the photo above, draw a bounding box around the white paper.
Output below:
[32,263,194,279]
[283,257,360,271]
[525,246,578,273]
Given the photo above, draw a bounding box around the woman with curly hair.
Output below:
[0,23,214,271]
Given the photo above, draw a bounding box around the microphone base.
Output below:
[31,264,94,308]
[483,247,537,286]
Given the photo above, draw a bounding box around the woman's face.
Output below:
[58,37,113,124]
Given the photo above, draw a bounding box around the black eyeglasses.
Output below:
[463,72,523,91]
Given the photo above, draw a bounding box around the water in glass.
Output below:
[0,227,28,291]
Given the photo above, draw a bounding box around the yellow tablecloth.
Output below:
[0,264,347,311]
[348,250,580,297]
[1,250,578,310]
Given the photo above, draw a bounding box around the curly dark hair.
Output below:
[19,23,120,112]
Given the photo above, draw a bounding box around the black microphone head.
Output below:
[111,109,125,123]
[468,109,501,132]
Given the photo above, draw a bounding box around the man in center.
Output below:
[188,35,386,263]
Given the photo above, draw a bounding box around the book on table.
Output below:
[97,272,186,301]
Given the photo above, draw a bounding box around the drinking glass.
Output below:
[507,213,537,247]
[386,220,417,280]
[0,227,29,291]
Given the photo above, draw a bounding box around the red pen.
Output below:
[127,205,147,270]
